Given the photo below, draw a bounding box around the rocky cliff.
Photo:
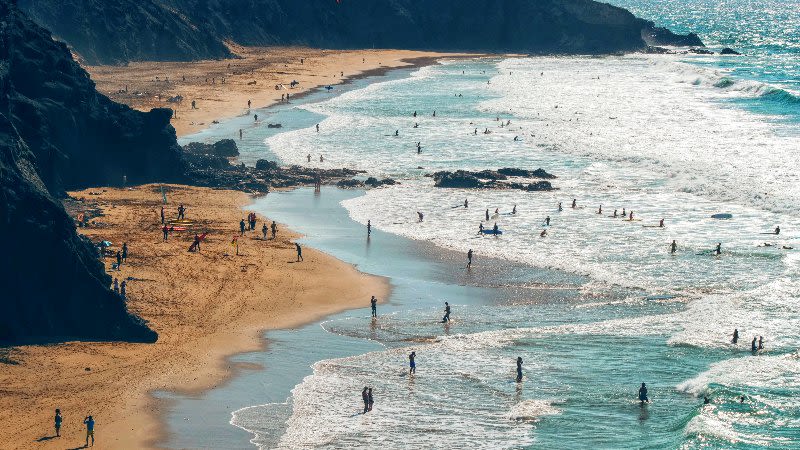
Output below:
[19,0,702,65]
[0,2,186,344]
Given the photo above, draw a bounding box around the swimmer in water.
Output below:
[732,328,739,344]
[622,208,626,217]
[659,218,665,228]
[638,383,649,405]
[598,205,602,215]
[417,212,424,222]
[671,240,677,254]
[474,128,478,135]
[751,337,757,352]
[715,243,722,255]
[775,226,781,235]
[558,203,563,212]
[414,123,419,128]
[486,209,490,221]
[613,209,618,218]
[540,229,547,237]
[512,205,517,214]
[516,357,523,382]
[464,198,469,208]
[572,199,577,209]
[629,211,634,221]
[395,130,399,137]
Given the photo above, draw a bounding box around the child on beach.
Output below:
[54,409,62,437]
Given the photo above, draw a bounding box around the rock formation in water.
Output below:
[0,2,188,344]
[19,0,703,65]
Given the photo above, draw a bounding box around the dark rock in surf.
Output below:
[720,48,741,55]
[255,159,279,171]
[497,168,557,179]
[182,139,239,158]
[641,26,704,47]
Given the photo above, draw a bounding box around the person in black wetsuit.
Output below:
[486,209,490,221]
[774,226,781,235]
[545,216,551,226]
[467,249,473,268]
[478,223,484,234]
[572,199,577,209]
[732,328,739,344]
[671,240,677,254]
[758,336,764,350]
[362,387,370,413]
[493,222,499,237]
[367,220,372,237]
[751,337,758,352]
[442,302,451,322]
[638,383,649,405]
[240,219,246,236]
[715,243,722,256]
[516,357,523,382]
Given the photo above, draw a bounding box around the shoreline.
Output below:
[0,184,389,449]
[86,47,479,137]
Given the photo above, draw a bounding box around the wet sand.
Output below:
[0,184,388,449]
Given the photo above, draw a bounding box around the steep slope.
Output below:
[0,2,187,344]
[20,0,702,64]
[17,0,231,65]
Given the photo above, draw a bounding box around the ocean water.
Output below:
[175,1,800,448]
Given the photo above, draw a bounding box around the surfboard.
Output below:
[480,229,503,235]
[642,225,663,228]
[711,213,733,219]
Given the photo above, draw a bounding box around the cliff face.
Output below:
[0,2,187,344]
[20,0,702,64]
[17,0,231,65]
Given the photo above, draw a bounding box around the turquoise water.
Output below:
[163,2,800,448]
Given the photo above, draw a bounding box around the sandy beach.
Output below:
[0,184,388,449]
[87,46,471,137]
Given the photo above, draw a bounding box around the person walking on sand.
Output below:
[54,409,62,437]
[370,296,377,317]
[362,387,370,413]
[271,221,278,239]
[442,301,451,322]
[162,224,169,241]
[516,357,523,382]
[295,243,303,261]
[240,219,246,236]
[116,250,122,270]
[84,415,95,447]
[638,383,649,405]
[367,220,372,237]
[467,249,473,268]
[262,223,268,239]
[409,351,417,374]
[368,388,374,411]
[122,243,128,262]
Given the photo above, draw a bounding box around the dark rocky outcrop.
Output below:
[183,139,239,158]
[641,25,704,47]
[20,0,701,64]
[17,0,232,65]
[0,2,190,344]
[431,168,556,191]
[720,48,742,55]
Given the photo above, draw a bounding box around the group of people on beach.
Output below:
[47,409,95,447]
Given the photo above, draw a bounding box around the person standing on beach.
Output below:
[54,409,62,437]
[271,221,278,239]
[368,388,374,411]
[116,251,122,270]
[178,204,186,220]
[516,357,523,382]
[84,415,95,446]
[262,223,268,239]
[122,243,128,262]
[367,220,372,237]
[362,387,369,413]
[295,243,303,262]
[248,99,251,109]
[240,219,246,236]
[113,278,119,295]
[442,302,451,322]
[370,296,377,317]
[120,281,127,300]
[467,249,473,268]
[162,224,169,241]
[409,351,416,374]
